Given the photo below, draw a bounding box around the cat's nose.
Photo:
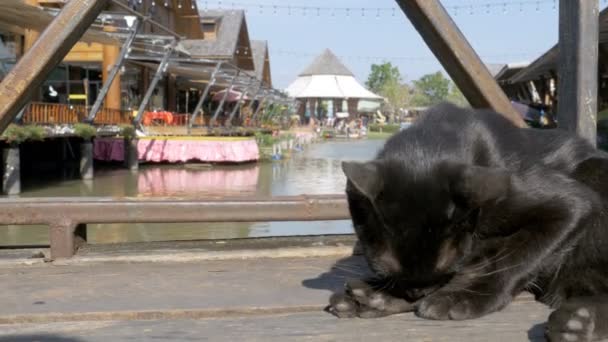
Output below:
[404,288,426,301]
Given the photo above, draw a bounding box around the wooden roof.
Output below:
[299,49,353,77]
[509,7,608,84]
[0,0,118,45]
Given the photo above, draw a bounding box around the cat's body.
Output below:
[328,103,608,341]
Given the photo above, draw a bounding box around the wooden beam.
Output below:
[557,0,599,146]
[0,0,109,134]
[394,0,525,127]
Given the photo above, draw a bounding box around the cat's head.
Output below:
[342,159,510,300]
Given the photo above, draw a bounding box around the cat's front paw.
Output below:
[546,302,595,342]
[326,292,358,318]
[416,291,496,321]
[326,279,415,319]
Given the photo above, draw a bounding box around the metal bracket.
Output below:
[251,94,268,125]
[133,39,177,127]
[210,70,239,127]
[225,78,257,127]
[86,18,142,123]
[188,61,222,133]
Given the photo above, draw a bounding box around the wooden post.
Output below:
[80,141,94,180]
[2,145,20,195]
[102,27,122,111]
[394,0,525,127]
[557,0,599,146]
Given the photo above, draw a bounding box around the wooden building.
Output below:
[499,6,608,121]
[0,1,274,124]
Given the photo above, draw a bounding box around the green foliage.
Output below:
[366,62,402,94]
[3,124,29,145]
[254,132,276,147]
[73,123,97,141]
[411,72,451,107]
[409,72,469,107]
[2,124,46,145]
[368,123,400,134]
[447,84,469,107]
[120,125,136,140]
[23,125,46,141]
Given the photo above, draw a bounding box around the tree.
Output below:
[411,72,451,107]
[366,62,401,94]
[447,84,469,107]
[380,78,411,119]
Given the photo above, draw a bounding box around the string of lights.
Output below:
[269,49,543,63]
[196,0,562,17]
[131,0,608,17]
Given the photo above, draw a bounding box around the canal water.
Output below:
[0,139,385,246]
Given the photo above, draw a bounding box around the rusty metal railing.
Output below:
[0,195,350,260]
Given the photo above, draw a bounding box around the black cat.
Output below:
[327,102,608,342]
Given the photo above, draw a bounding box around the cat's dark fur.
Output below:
[327,102,608,342]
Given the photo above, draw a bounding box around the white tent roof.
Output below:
[285,49,383,100]
[286,75,383,99]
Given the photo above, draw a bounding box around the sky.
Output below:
[197,0,605,90]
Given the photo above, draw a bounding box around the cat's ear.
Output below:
[443,163,510,208]
[342,161,383,200]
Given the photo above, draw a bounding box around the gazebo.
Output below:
[285,49,383,124]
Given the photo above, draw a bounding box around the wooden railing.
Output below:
[21,103,232,127]
[23,102,83,124]
[94,108,132,125]
[23,102,131,125]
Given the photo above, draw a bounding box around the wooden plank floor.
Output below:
[0,250,553,341]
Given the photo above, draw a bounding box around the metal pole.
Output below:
[245,84,263,112]
[188,62,222,132]
[133,40,177,125]
[225,79,256,127]
[251,94,268,125]
[210,70,239,126]
[0,0,110,133]
[557,0,599,146]
[86,19,142,123]
[394,0,525,127]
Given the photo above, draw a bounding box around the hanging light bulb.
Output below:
[486,4,490,14]
[552,0,556,10]
[519,2,523,12]
[503,3,507,14]
[191,1,195,9]
[376,8,380,19]
[151,0,156,7]
[535,1,540,12]
[138,0,142,4]
[259,5,263,14]
[177,0,182,9]
[273,5,277,15]
[361,8,365,17]
[346,8,350,17]
[469,5,473,15]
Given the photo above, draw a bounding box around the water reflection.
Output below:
[0,139,384,246]
[137,165,260,197]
